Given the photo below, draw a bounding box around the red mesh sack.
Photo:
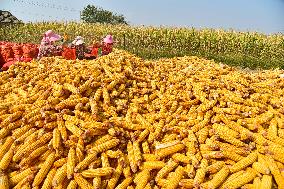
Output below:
[62,47,76,60]
[22,44,34,59]
[30,44,39,58]
[1,45,14,62]
[12,44,23,61]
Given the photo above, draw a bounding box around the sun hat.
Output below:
[44,30,61,42]
[72,36,85,46]
[103,35,113,44]
[75,39,84,45]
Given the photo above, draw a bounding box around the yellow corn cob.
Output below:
[0,145,13,171]
[241,184,255,189]
[133,141,143,166]
[260,175,272,189]
[0,173,9,189]
[142,161,165,170]
[65,121,84,138]
[137,129,150,143]
[143,154,158,161]
[179,179,194,188]
[74,153,97,172]
[221,149,244,162]
[93,88,103,102]
[106,164,123,189]
[93,177,101,189]
[264,155,284,189]
[149,119,165,143]
[67,147,76,179]
[224,168,257,189]
[106,149,123,159]
[41,168,57,189]
[127,141,137,173]
[115,177,133,189]
[13,174,34,189]
[38,150,53,162]
[156,143,185,159]
[144,183,152,189]
[52,164,67,187]
[252,177,261,189]
[87,159,101,170]
[172,153,191,164]
[212,123,240,139]
[76,138,85,162]
[101,152,110,167]
[185,164,196,179]
[14,128,36,144]
[156,159,178,180]
[123,165,132,178]
[207,166,230,189]
[230,151,258,173]
[206,161,225,174]
[0,128,10,140]
[134,169,150,189]
[197,126,209,144]
[252,162,270,175]
[33,152,56,187]
[63,83,77,93]
[54,158,67,168]
[74,173,93,189]
[57,117,68,142]
[90,138,120,154]
[10,167,37,186]
[141,141,151,154]
[194,159,208,187]
[136,113,154,132]
[13,132,52,162]
[12,124,34,139]
[279,129,284,139]
[81,167,114,177]
[165,166,185,189]
[53,127,61,153]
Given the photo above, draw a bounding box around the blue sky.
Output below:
[1,0,284,34]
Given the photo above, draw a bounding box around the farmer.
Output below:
[37,30,62,59]
[71,36,91,60]
[101,34,114,56]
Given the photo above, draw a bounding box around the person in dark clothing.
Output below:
[71,36,91,60]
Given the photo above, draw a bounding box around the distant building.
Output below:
[0,10,22,24]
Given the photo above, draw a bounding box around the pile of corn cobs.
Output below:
[0,49,284,189]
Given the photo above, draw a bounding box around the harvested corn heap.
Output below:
[0,49,284,189]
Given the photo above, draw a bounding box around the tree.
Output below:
[81,5,128,25]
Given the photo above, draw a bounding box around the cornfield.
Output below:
[0,49,284,188]
[0,22,284,69]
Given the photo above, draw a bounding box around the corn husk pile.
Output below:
[0,49,284,189]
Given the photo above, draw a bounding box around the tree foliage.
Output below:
[81,5,128,25]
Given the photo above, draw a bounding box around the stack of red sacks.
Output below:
[0,42,39,70]
[1,43,15,70]
[22,43,39,62]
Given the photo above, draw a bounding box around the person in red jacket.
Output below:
[102,34,114,56]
